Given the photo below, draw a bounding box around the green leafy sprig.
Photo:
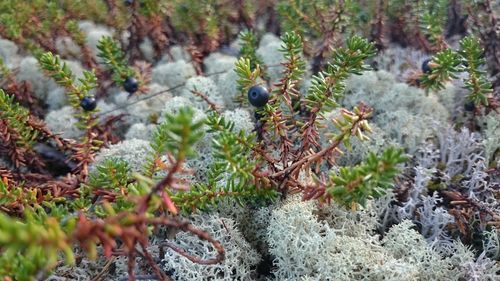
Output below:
[326,147,406,207]
[458,36,493,106]
[419,49,461,91]
[38,52,98,130]
[96,36,135,84]
[304,36,377,113]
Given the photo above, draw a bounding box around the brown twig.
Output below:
[190,90,222,113]
[90,257,116,281]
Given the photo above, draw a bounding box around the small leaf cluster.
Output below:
[238,30,267,78]
[38,52,98,129]
[458,36,493,106]
[143,107,205,178]
[305,36,377,113]
[420,36,493,107]
[327,147,407,207]
[234,57,263,104]
[97,36,136,84]
[414,0,448,48]
[84,159,138,216]
[0,207,76,281]
[0,90,39,149]
[279,31,306,83]
[419,49,461,91]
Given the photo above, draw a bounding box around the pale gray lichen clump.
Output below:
[476,111,500,165]
[163,213,261,281]
[0,38,20,67]
[92,139,151,173]
[112,83,174,125]
[17,56,59,100]
[181,76,224,111]
[55,36,81,58]
[264,196,498,281]
[342,70,450,152]
[217,69,240,109]
[79,22,113,61]
[203,52,238,79]
[125,123,156,141]
[44,106,83,139]
[152,60,197,91]
[222,108,254,134]
[257,33,284,83]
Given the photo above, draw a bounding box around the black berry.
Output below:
[247,85,269,107]
[464,101,475,112]
[124,0,134,6]
[80,96,97,111]
[254,111,263,120]
[421,58,433,74]
[123,76,139,94]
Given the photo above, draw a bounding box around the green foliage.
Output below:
[420,36,493,107]
[276,0,361,45]
[167,0,251,50]
[268,31,306,117]
[137,0,168,16]
[159,107,205,161]
[38,52,98,130]
[143,107,205,177]
[328,106,373,149]
[88,158,131,191]
[0,180,37,208]
[234,57,263,104]
[279,31,306,83]
[0,90,38,149]
[96,36,135,84]
[0,57,11,78]
[170,112,278,212]
[0,1,82,56]
[238,30,267,76]
[85,159,139,216]
[0,207,76,281]
[458,36,493,106]
[415,0,448,45]
[304,36,376,113]
[420,49,461,91]
[276,0,321,38]
[207,113,257,187]
[326,147,407,207]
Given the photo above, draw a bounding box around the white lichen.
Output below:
[152,60,196,92]
[163,213,261,281]
[92,138,151,173]
[181,76,224,111]
[44,106,83,139]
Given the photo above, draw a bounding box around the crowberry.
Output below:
[123,76,139,94]
[421,58,433,74]
[464,101,475,112]
[80,96,97,111]
[247,85,270,107]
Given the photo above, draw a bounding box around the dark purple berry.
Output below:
[123,76,139,94]
[421,58,433,74]
[80,96,97,111]
[247,85,269,107]
[124,0,134,6]
[254,111,263,120]
[464,101,475,112]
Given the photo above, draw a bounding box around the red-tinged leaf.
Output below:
[161,191,178,215]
